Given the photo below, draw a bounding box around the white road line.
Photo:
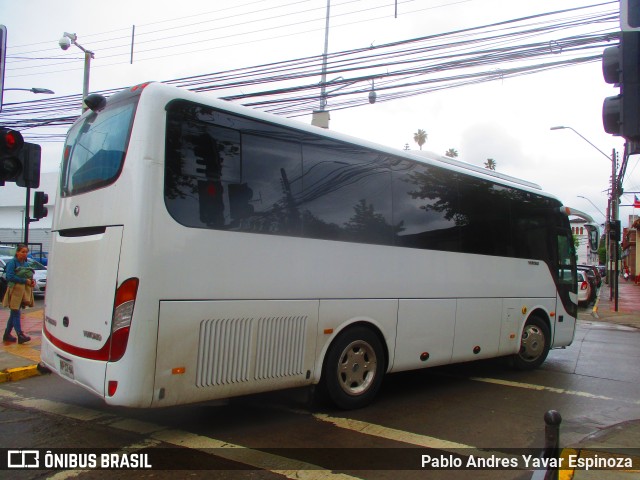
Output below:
[314,413,473,449]
[152,429,360,479]
[0,387,362,480]
[312,414,519,462]
[0,389,109,421]
[467,376,640,404]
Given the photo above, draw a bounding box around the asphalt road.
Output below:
[1,315,638,480]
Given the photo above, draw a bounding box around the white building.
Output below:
[0,171,58,253]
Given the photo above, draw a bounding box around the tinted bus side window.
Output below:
[165,116,241,229]
[239,134,303,236]
[391,160,461,252]
[164,100,564,268]
[301,143,393,245]
[165,100,394,246]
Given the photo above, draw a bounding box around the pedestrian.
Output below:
[2,244,34,344]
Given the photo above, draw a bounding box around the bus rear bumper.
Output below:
[40,336,106,400]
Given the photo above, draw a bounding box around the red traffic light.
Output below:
[1,128,24,152]
[0,128,25,183]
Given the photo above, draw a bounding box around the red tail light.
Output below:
[110,278,139,362]
[580,281,589,290]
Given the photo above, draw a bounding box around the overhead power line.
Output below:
[0,2,619,139]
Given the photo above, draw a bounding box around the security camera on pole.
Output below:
[59,32,94,112]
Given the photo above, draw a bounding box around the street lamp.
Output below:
[577,195,606,220]
[551,125,619,310]
[550,126,611,161]
[58,32,94,112]
[4,87,55,94]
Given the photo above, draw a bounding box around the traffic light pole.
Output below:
[24,186,30,245]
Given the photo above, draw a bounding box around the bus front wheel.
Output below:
[511,315,550,370]
[321,326,385,410]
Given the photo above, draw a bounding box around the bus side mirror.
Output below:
[584,224,600,251]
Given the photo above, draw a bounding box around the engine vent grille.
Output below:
[196,317,252,387]
[196,315,307,387]
[255,316,307,380]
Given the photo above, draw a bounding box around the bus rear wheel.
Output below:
[321,326,385,410]
[511,315,550,370]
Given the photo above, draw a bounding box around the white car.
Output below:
[577,270,591,306]
[0,256,47,298]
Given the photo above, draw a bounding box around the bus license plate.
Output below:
[59,358,74,380]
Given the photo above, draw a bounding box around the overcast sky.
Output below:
[0,0,635,227]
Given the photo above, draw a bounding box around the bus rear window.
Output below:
[61,100,137,197]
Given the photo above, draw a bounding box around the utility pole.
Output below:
[610,148,619,311]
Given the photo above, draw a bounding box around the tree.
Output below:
[445,148,458,158]
[484,158,497,170]
[598,237,607,265]
[413,129,427,150]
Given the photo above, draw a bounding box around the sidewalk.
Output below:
[0,304,45,382]
[585,278,640,329]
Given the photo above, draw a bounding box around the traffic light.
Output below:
[621,0,640,31]
[602,31,640,140]
[608,220,621,242]
[33,191,48,220]
[16,142,42,188]
[0,127,24,185]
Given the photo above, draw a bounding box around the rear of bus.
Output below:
[41,84,154,406]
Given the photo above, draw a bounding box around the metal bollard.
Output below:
[543,410,562,480]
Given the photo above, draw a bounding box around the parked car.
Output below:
[577,270,592,306]
[0,256,47,299]
[0,245,16,257]
[28,251,49,266]
[578,264,602,288]
[576,265,598,304]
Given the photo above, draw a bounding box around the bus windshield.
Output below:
[61,98,137,197]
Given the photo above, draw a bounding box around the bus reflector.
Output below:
[107,381,118,397]
[172,367,186,375]
[324,328,334,334]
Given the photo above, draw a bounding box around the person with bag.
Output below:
[2,244,34,344]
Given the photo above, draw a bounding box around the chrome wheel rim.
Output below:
[336,339,378,396]
[519,324,545,362]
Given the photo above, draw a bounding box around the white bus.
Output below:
[41,82,577,409]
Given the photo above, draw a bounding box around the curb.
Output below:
[0,364,41,383]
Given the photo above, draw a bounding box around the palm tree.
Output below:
[413,129,427,150]
[484,158,497,170]
[445,148,458,158]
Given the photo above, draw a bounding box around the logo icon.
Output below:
[7,450,39,468]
